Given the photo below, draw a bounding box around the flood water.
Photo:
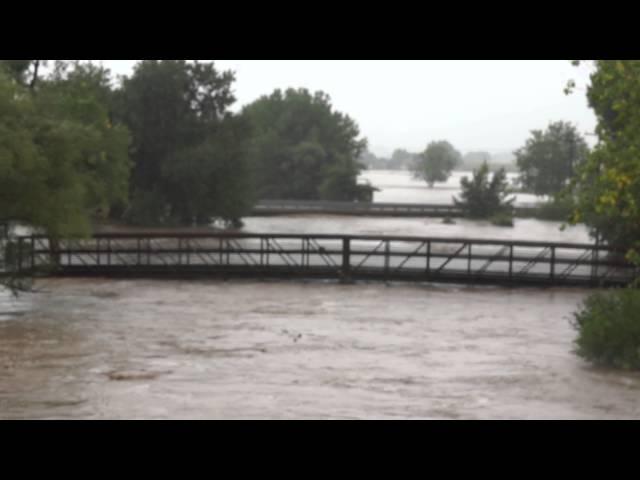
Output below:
[2,280,639,419]
[359,169,544,205]
[2,170,638,419]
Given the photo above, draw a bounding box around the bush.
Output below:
[489,212,514,227]
[454,162,515,219]
[572,288,640,370]
[535,196,575,221]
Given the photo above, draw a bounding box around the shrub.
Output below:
[535,196,575,221]
[572,288,640,370]
[454,162,515,219]
[489,212,514,227]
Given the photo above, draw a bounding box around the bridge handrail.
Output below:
[19,232,622,253]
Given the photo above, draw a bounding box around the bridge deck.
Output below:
[6,233,637,288]
[251,200,540,217]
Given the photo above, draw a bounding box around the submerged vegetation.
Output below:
[411,140,461,187]
[454,162,515,223]
[515,121,589,197]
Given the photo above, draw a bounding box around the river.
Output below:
[1,170,638,419]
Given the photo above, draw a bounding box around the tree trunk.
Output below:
[29,60,40,91]
[48,237,61,268]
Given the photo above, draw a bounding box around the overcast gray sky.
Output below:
[100,60,596,157]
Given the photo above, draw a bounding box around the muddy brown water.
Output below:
[1,278,640,419]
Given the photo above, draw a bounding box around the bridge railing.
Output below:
[10,233,638,287]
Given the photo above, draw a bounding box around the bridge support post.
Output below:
[509,244,513,282]
[384,241,390,282]
[17,237,23,274]
[426,241,431,275]
[341,237,351,283]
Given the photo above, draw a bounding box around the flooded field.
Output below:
[359,170,544,205]
[1,279,639,419]
[243,214,591,243]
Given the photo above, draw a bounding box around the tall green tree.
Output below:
[0,61,130,237]
[412,140,461,187]
[515,121,589,196]
[566,61,640,261]
[242,88,368,201]
[116,60,253,225]
[0,60,45,89]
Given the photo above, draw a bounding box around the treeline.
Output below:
[0,60,375,236]
[359,149,518,172]
[360,122,590,226]
[365,122,590,202]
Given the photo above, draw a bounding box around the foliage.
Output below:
[412,140,461,187]
[489,212,514,227]
[572,288,640,370]
[161,115,254,225]
[453,162,515,219]
[242,88,368,201]
[0,61,130,238]
[566,61,640,262]
[116,60,253,226]
[515,121,589,196]
[534,195,576,221]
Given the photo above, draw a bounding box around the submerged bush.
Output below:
[454,162,515,219]
[489,212,514,227]
[572,288,640,370]
[535,196,575,221]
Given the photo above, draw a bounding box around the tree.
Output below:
[242,88,368,201]
[116,60,253,226]
[161,115,254,225]
[515,121,589,197]
[0,61,130,238]
[454,162,515,219]
[565,61,640,372]
[566,61,640,261]
[0,60,45,90]
[412,141,461,187]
